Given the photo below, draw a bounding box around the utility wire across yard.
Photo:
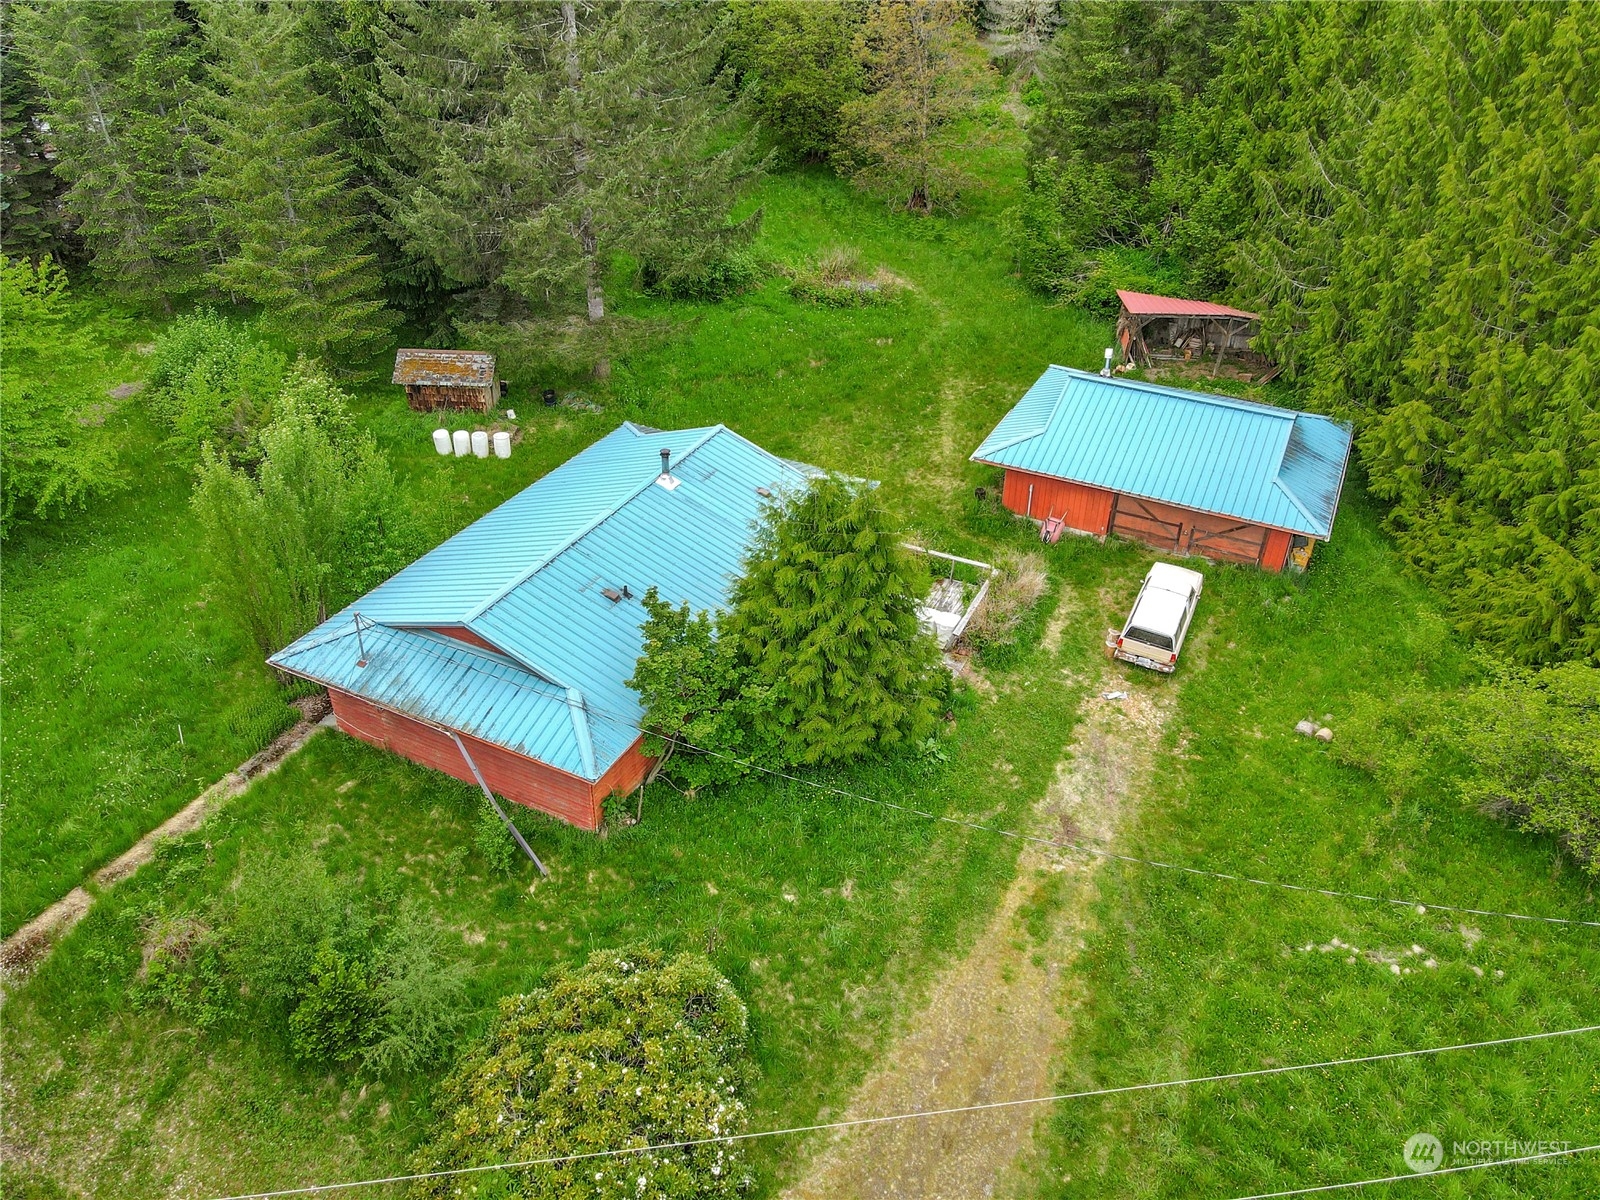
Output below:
[311,619,1600,931]
[205,1025,1600,1200]
[561,694,1600,931]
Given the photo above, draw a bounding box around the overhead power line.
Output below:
[1225,1142,1600,1199]
[557,698,1600,930]
[299,624,1600,930]
[204,1024,1600,1200]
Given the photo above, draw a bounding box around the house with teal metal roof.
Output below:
[971,366,1351,571]
[269,421,819,830]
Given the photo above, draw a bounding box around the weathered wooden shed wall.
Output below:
[404,382,496,413]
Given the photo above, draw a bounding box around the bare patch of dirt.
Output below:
[107,381,145,399]
[0,889,92,974]
[1039,579,1081,657]
[780,679,1175,1200]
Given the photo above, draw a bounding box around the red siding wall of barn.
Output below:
[1001,469,1115,536]
[1261,529,1292,573]
[328,689,653,831]
[593,738,655,803]
[1001,468,1298,573]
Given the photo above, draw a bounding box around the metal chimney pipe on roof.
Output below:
[1101,347,1115,376]
[660,448,671,476]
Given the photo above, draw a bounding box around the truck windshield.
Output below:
[1125,626,1173,651]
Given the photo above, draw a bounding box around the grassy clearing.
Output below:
[0,120,1104,937]
[1,129,1121,1197]
[0,527,1126,1198]
[1030,495,1600,1199]
[10,112,1593,1200]
[0,396,295,937]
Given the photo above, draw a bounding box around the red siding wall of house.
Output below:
[593,738,655,803]
[419,626,504,653]
[1001,469,1115,536]
[1001,469,1299,573]
[328,689,654,831]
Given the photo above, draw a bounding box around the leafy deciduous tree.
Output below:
[627,588,775,789]
[0,254,125,534]
[191,366,416,658]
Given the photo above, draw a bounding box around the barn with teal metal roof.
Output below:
[971,366,1352,571]
[270,421,819,830]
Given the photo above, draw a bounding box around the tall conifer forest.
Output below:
[1020,0,1600,663]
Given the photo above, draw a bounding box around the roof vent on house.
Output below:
[1101,347,1115,377]
[656,446,680,491]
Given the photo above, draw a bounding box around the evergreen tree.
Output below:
[1020,0,1236,249]
[1,7,73,262]
[725,0,865,164]
[370,0,522,304]
[1150,0,1600,661]
[834,0,988,213]
[377,0,759,332]
[198,1,393,363]
[980,0,1060,84]
[12,0,212,300]
[723,476,945,766]
[296,0,447,322]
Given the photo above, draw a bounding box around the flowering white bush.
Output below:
[415,947,754,1198]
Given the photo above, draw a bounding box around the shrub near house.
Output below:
[414,948,754,1200]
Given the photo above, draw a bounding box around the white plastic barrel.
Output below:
[471,430,489,458]
[432,428,451,456]
[492,431,511,459]
[451,429,470,457]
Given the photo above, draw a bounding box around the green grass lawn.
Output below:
[1,126,1116,1197]
[0,145,1105,936]
[0,405,295,937]
[1,518,1136,1199]
[1032,495,1600,1199]
[6,124,1598,1200]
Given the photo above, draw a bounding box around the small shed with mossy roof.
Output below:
[393,348,501,412]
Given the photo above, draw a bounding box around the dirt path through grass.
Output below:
[781,674,1173,1200]
[0,697,330,976]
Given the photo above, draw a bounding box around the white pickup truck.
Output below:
[1108,562,1204,673]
